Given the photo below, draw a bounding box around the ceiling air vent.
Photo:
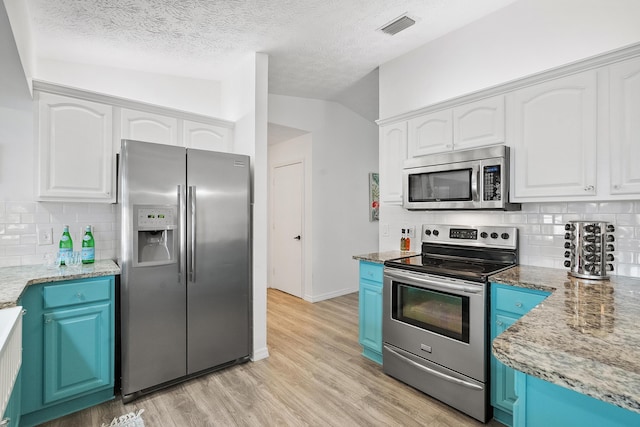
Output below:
[379,14,416,36]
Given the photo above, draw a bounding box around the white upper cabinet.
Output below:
[183,120,233,152]
[407,96,505,158]
[453,95,505,150]
[379,122,407,204]
[120,108,179,147]
[510,70,598,200]
[37,93,114,202]
[609,57,640,195]
[407,110,452,157]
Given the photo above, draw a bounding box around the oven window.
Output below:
[392,283,470,343]
[408,169,472,202]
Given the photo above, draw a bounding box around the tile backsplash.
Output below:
[380,201,640,278]
[0,201,116,267]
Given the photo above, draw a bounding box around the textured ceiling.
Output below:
[26,0,517,120]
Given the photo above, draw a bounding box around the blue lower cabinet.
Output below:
[514,371,640,427]
[19,276,115,427]
[490,283,550,427]
[358,261,383,364]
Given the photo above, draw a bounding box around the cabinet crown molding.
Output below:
[377,41,640,127]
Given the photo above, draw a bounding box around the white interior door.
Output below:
[272,162,303,298]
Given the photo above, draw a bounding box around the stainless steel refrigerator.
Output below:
[118,139,251,402]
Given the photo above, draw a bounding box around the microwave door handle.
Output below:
[472,165,480,202]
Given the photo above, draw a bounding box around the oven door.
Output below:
[383,267,487,382]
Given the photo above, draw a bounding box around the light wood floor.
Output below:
[40,289,503,426]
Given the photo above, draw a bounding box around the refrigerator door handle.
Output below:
[188,185,196,282]
[178,185,185,281]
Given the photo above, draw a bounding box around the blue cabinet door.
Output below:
[43,302,113,404]
[514,371,640,427]
[358,261,384,364]
[490,283,549,427]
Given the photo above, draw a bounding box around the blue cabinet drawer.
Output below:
[359,261,383,283]
[43,277,113,309]
[494,286,548,317]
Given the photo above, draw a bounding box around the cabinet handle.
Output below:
[496,320,504,327]
[515,302,523,308]
[613,184,620,190]
[44,316,52,324]
[76,292,83,299]
[584,185,594,191]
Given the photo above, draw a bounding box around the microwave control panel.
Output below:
[483,165,502,201]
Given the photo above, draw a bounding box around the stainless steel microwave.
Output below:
[403,145,520,211]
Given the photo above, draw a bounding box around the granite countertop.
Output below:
[0,259,121,309]
[352,250,419,264]
[490,265,640,414]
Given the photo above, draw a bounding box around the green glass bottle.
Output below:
[59,225,73,265]
[81,225,95,264]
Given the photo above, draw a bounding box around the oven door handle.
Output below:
[385,270,482,294]
[384,345,483,391]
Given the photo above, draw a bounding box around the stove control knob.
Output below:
[480,232,488,238]
[606,235,615,243]
[564,260,572,268]
[490,232,498,239]
[607,224,615,233]
[433,230,440,237]
[606,254,615,262]
[564,242,575,249]
[565,223,575,231]
[424,229,431,236]
[501,233,510,240]
[564,251,571,258]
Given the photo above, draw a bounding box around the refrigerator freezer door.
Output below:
[186,149,251,374]
[120,140,187,395]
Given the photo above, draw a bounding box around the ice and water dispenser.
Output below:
[134,205,177,266]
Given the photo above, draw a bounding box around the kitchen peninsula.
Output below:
[491,265,640,426]
[0,260,120,427]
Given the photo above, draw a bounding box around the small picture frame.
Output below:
[369,173,379,222]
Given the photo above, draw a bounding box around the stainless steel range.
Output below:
[383,224,518,423]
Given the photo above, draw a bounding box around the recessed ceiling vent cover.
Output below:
[379,15,416,36]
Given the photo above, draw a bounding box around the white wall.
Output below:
[380,0,640,119]
[268,133,313,300]
[377,0,640,279]
[2,0,35,92]
[222,53,270,361]
[269,94,379,301]
[37,59,223,118]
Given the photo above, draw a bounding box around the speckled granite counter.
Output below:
[0,260,120,309]
[490,265,640,414]
[352,250,419,264]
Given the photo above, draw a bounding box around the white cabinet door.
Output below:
[183,120,233,152]
[609,57,640,195]
[120,109,178,146]
[407,110,452,157]
[37,93,114,202]
[379,122,407,204]
[510,71,597,200]
[453,95,505,149]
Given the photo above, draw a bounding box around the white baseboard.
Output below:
[251,346,270,361]
[305,286,358,303]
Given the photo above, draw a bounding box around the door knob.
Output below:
[293,235,301,240]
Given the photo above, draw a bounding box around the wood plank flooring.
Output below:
[39,289,503,426]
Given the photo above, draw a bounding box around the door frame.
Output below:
[268,158,310,300]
